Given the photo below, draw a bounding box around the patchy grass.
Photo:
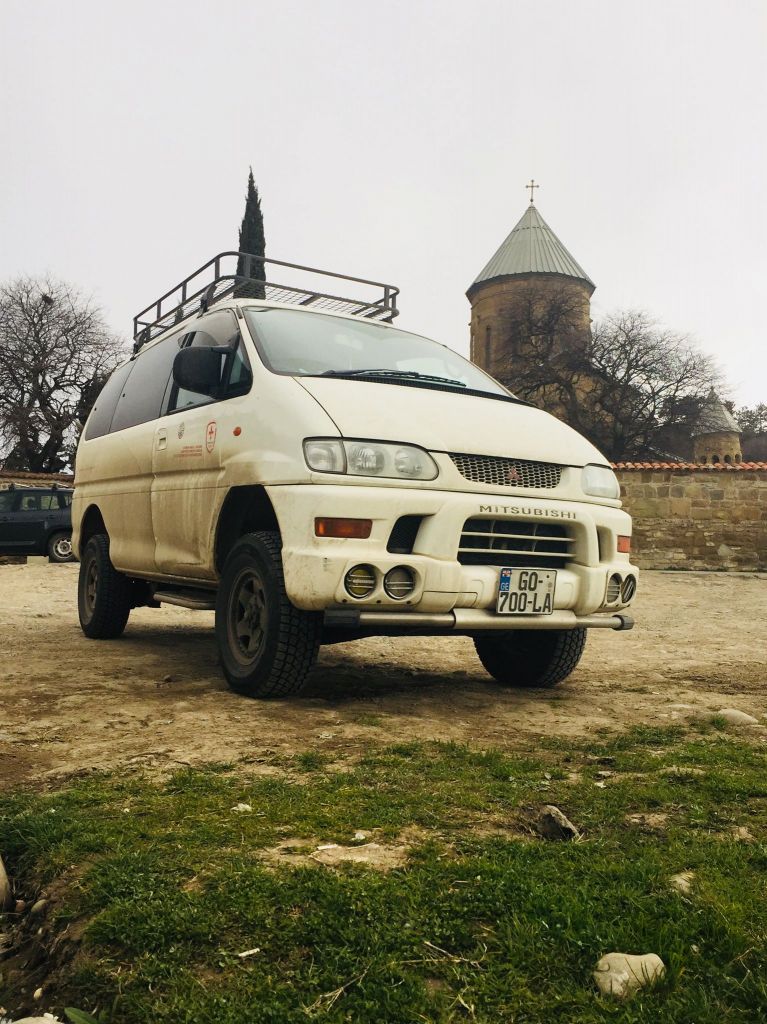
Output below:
[2,728,767,1022]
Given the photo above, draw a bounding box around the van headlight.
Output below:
[304,438,438,481]
[582,464,620,499]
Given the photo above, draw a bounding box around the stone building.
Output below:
[467,200,595,384]
[692,390,742,464]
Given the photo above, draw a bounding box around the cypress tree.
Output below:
[236,168,266,299]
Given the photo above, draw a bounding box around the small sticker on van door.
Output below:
[206,421,217,453]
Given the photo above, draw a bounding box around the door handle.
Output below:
[157,429,167,451]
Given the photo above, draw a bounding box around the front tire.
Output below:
[215,532,322,698]
[474,628,587,688]
[78,533,132,638]
[48,531,75,563]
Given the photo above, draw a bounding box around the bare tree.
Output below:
[497,305,722,461]
[0,276,126,472]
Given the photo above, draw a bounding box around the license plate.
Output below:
[496,568,557,615]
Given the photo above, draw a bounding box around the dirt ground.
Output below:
[0,563,765,789]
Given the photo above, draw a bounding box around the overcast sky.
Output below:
[1,0,765,405]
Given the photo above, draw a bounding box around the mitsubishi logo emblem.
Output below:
[506,465,520,484]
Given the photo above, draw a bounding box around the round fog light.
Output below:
[345,564,376,599]
[384,566,415,600]
[621,575,637,603]
[605,573,622,604]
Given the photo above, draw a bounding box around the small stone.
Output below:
[163,674,174,683]
[14,898,26,913]
[537,805,579,841]
[0,854,11,910]
[596,770,614,778]
[593,951,666,999]
[12,1018,60,1023]
[33,986,43,1000]
[669,870,695,894]
[352,831,368,841]
[717,708,759,726]
[30,898,48,915]
[231,803,252,813]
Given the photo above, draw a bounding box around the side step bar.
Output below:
[325,609,634,632]
[153,589,216,611]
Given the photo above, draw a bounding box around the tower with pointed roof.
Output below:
[692,390,742,464]
[467,197,595,388]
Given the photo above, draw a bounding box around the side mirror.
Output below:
[172,347,223,396]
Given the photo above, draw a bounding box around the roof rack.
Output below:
[133,251,400,351]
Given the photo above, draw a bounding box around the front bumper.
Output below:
[268,483,639,626]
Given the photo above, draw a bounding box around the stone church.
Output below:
[466,191,741,463]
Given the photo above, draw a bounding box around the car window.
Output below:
[85,361,135,440]
[0,492,15,512]
[60,493,73,508]
[19,494,42,511]
[110,331,185,432]
[165,310,250,414]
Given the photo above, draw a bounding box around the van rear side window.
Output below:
[85,362,135,440]
[110,336,180,433]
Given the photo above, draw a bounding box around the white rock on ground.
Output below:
[537,805,579,841]
[11,1018,61,1023]
[0,853,11,910]
[716,708,759,726]
[669,870,695,894]
[11,1019,61,1023]
[593,952,666,999]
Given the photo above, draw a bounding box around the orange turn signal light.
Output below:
[617,535,631,554]
[315,517,372,539]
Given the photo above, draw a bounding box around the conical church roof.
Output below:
[692,390,741,436]
[469,205,595,293]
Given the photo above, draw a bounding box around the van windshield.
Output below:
[243,308,510,397]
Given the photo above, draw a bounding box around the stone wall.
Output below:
[615,465,767,571]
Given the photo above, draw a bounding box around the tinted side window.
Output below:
[111,334,183,432]
[59,493,73,508]
[0,492,16,512]
[38,494,59,510]
[85,362,135,440]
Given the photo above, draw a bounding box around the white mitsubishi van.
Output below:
[73,252,637,697]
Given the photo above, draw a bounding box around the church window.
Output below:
[485,326,492,353]
[724,455,732,464]
[700,456,707,464]
[711,455,720,464]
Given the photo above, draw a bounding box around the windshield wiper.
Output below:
[318,368,466,388]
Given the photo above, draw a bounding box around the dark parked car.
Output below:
[0,485,75,562]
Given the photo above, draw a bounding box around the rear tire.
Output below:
[474,628,587,688]
[48,531,75,563]
[78,533,132,638]
[215,532,322,698]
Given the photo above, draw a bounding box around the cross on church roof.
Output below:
[525,179,539,204]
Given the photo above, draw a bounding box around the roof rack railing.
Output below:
[133,251,400,351]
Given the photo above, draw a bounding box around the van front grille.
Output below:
[450,453,562,489]
[457,518,574,567]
